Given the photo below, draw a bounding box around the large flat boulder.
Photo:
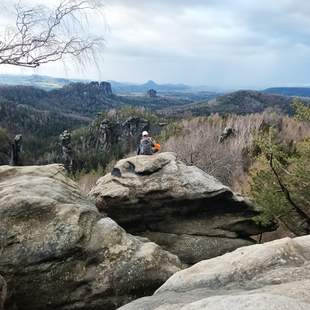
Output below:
[119,235,310,310]
[0,165,181,310]
[89,152,275,264]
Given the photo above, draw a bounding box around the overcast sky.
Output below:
[1,0,310,89]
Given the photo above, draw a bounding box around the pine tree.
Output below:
[250,102,310,235]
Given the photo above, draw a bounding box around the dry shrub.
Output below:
[278,117,310,143]
[77,174,100,195]
[161,113,310,191]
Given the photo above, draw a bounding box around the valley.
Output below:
[0,74,309,170]
[1,1,310,309]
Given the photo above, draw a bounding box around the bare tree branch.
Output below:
[0,0,104,68]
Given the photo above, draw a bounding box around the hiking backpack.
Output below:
[140,137,153,155]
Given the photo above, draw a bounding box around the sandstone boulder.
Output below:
[89,152,275,264]
[0,164,181,310]
[119,235,310,310]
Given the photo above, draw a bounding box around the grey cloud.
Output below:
[1,0,310,88]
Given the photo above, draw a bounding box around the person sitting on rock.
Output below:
[137,131,157,155]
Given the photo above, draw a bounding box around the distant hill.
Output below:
[0,82,119,116]
[0,74,84,90]
[160,90,307,117]
[0,95,90,164]
[263,87,310,98]
[0,96,89,138]
[110,80,191,93]
[0,81,197,118]
[0,81,118,164]
[1,82,307,166]
[0,74,217,94]
[0,81,199,164]
[109,79,217,94]
[207,90,296,114]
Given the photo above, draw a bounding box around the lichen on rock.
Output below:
[0,164,181,310]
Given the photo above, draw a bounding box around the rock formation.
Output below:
[219,127,236,143]
[85,117,150,153]
[0,275,6,310]
[119,235,310,310]
[63,81,113,97]
[48,81,116,115]
[0,164,181,310]
[10,134,22,166]
[60,130,73,172]
[99,81,113,96]
[71,113,164,173]
[89,152,275,264]
[147,89,157,98]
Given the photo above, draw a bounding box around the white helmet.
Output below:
[142,131,149,136]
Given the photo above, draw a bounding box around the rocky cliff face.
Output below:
[60,81,113,97]
[89,152,275,264]
[119,235,310,310]
[0,165,181,310]
[85,116,150,153]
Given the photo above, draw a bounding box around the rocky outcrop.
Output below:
[0,275,6,310]
[119,235,310,310]
[86,116,150,153]
[147,89,157,98]
[0,165,181,310]
[62,81,113,97]
[89,152,275,264]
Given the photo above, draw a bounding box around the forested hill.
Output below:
[163,90,308,117]
[0,80,193,141]
[0,81,197,117]
[0,81,192,164]
[0,81,116,164]
[208,90,296,114]
[2,81,309,166]
[263,87,310,97]
[0,74,215,93]
[0,82,118,116]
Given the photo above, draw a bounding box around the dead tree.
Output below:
[0,0,104,68]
